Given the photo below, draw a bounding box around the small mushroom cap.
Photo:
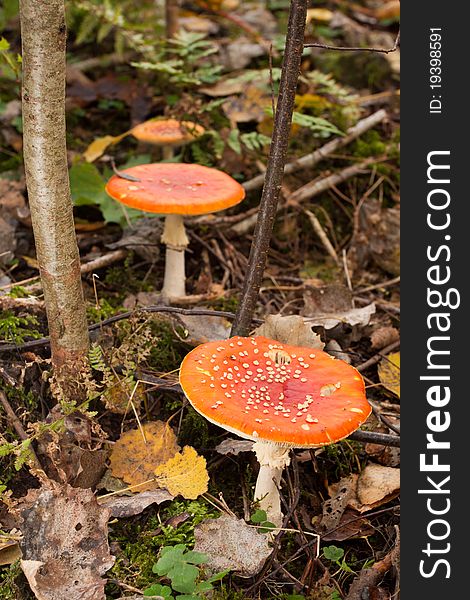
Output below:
[179,336,371,447]
[131,119,205,146]
[105,163,245,215]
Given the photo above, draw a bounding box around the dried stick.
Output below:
[242,109,387,192]
[0,306,263,353]
[231,0,308,336]
[80,249,128,274]
[356,340,400,372]
[289,156,386,204]
[345,549,394,600]
[0,390,42,469]
[348,430,399,447]
[304,208,339,264]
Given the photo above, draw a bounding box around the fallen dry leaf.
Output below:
[99,489,174,518]
[223,86,270,124]
[328,463,400,515]
[253,314,324,349]
[215,438,254,455]
[176,313,231,344]
[353,464,400,512]
[109,421,180,492]
[83,132,130,163]
[370,327,400,350]
[375,0,400,20]
[378,352,400,397]
[16,478,114,600]
[321,507,374,542]
[0,536,21,566]
[194,514,272,576]
[36,409,107,489]
[305,303,376,331]
[154,446,209,499]
[306,8,333,23]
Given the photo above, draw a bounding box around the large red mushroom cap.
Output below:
[105,163,245,215]
[179,336,371,447]
[131,119,205,146]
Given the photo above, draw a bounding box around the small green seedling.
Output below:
[144,544,229,600]
[250,509,276,534]
[322,545,355,575]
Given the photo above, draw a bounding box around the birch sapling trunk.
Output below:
[20,0,90,397]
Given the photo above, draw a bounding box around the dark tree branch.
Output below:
[0,306,263,354]
[304,30,400,54]
[231,0,308,337]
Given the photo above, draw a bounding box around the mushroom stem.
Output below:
[161,214,189,298]
[162,145,174,161]
[253,441,291,528]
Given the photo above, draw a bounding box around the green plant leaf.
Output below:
[251,509,268,524]
[69,161,141,224]
[323,545,344,562]
[207,569,230,583]
[227,129,241,154]
[182,550,208,565]
[143,583,174,599]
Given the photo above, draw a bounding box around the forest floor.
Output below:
[0,1,400,599]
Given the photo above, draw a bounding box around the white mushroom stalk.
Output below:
[161,214,189,299]
[253,441,291,528]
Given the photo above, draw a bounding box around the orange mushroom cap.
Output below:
[105,163,245,215]
[131,119,205,146]
[179,336,371,447]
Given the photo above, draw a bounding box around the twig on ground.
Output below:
[242,109,387,192]
[344,548,394,600]
[231,0,309,336]
[289,156,388,204]
[80,249,128,274]
[234,156,388,236]
[356,340,400,372]
[348,430,399,447]
[0,390,43,469]
[0,306,263,353]
[355,276,400,294]
[303,209,340,264]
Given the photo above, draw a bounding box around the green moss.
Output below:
[352,130,387,158]
[0,562,32,600]
[0,311,42,344]
[318,52,393,92]
[86,298,123,324]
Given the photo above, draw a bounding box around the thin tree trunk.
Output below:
[165,0,179,38]
[20,0,89,397]
[231,0,308,336]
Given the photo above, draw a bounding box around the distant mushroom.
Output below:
[179,335,371,527]
[105,163,245,299]
[131,119,205,160]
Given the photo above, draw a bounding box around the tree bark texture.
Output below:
[20,0,89,387]
[165,0,179,38]
[231,0,308,337]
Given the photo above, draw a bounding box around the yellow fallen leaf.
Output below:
[20,255,39,270]
[378,351,400,397]
[306,8,333,23]
[83,132,130,163]
[154,446,209,499]
[109,421,180,491]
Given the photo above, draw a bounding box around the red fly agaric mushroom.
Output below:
[105,163,245,299]
[131,119,205,160]
[179,336,371,527]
